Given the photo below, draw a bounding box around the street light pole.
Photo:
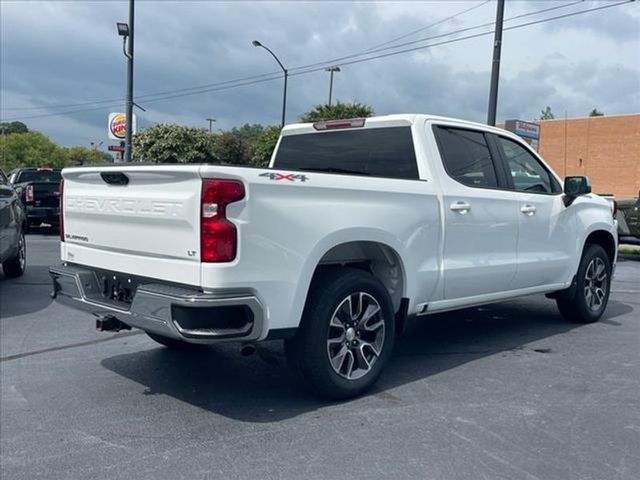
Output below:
[486,0,505,126]
[206,118,216,133]
[252,40,287,128]
[324,66,341,105]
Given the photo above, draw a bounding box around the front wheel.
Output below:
[556,244,612,323]
[286,268,395,400]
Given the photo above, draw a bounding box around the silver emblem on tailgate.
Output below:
[66,196,184,217]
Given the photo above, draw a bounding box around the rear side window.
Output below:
[433,126,498,188]
[273,127,419,180]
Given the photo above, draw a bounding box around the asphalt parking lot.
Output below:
[1,234,639,480]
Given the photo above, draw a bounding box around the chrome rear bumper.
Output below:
[49,263,264,344]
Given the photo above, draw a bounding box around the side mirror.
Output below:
[564,176,591,197]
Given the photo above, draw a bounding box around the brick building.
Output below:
[524,114,640,199]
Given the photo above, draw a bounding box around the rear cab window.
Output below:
[272,126,419,180]
[16,169,62,183]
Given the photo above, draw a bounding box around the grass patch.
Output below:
[619,246,640,256]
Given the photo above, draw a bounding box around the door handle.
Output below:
[450,201,471,214]
[520,204,537,216]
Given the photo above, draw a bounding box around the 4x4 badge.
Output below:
[260,172,309,182]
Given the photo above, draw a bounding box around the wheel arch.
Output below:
[289,232,410,337]
[312,240,407,313]
[583,229,616,265]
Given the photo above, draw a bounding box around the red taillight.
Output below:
[59,179,64,242]
[25,184,34,203]
[200,179,245,262]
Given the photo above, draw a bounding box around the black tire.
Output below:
[146,332,205,350]
[285,267,396,400]
[2,232,26,278]
[556,244,612,323]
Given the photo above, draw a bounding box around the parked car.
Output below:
[49,114,617,399]
[8,167,62,231]
[0,169,27,277]
[617,192,640,241]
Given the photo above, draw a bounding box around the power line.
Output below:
[287,0,586,74]
[358,0,492,53]
[289,0,629,76]
[0,0,582,114]
[2,0,633,122]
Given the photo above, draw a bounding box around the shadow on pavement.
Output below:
[101,295,633,423]
[0,265,53,317]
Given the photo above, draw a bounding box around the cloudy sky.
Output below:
[1,0,638,147]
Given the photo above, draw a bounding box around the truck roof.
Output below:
[282,113,516,139]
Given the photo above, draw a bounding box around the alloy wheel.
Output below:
[326,292,386,380]
[584,257,607,311]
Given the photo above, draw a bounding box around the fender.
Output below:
[288,227,410,328]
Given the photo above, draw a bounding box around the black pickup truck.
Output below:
[8,167,62,231]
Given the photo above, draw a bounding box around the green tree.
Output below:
[230,123,265,144]
[250,126,282,167]
[63,146,112,166]
[213,132,249,165]
[132,124,217,163]
[539,106,555,120]
[0,121,28,135]
[589,108,604,117]
[299,101,375,122]
[0,131,66,171]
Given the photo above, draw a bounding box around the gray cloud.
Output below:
[1,1,638,147]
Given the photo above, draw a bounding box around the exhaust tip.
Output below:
[239,343,256,357]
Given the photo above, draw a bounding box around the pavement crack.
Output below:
[0,331,144,363]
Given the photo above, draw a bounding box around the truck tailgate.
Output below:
[32,182,61,208]
[61,166,202,286]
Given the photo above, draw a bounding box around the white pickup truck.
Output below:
[50,114,617,399]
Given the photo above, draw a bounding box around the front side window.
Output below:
[498,137,557,194]
[273,127,419,180]
[433,126,498,188]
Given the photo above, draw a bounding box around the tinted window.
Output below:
[498,137,556,194]
[273,127,419,180]
[16,170,62,184]
[434,127,498,188]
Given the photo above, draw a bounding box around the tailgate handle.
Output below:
[100,172,129,186]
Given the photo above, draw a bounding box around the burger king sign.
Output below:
[108,112,137,140]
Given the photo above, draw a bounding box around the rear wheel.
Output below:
[2,232,26,278]
[286,268,395,400]
[146,332,206,350]
[556,244,611,323]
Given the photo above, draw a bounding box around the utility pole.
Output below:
[486,0,505,126]
[206,118,216,133]
[325,66,341,105]
[123,0,135,161]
